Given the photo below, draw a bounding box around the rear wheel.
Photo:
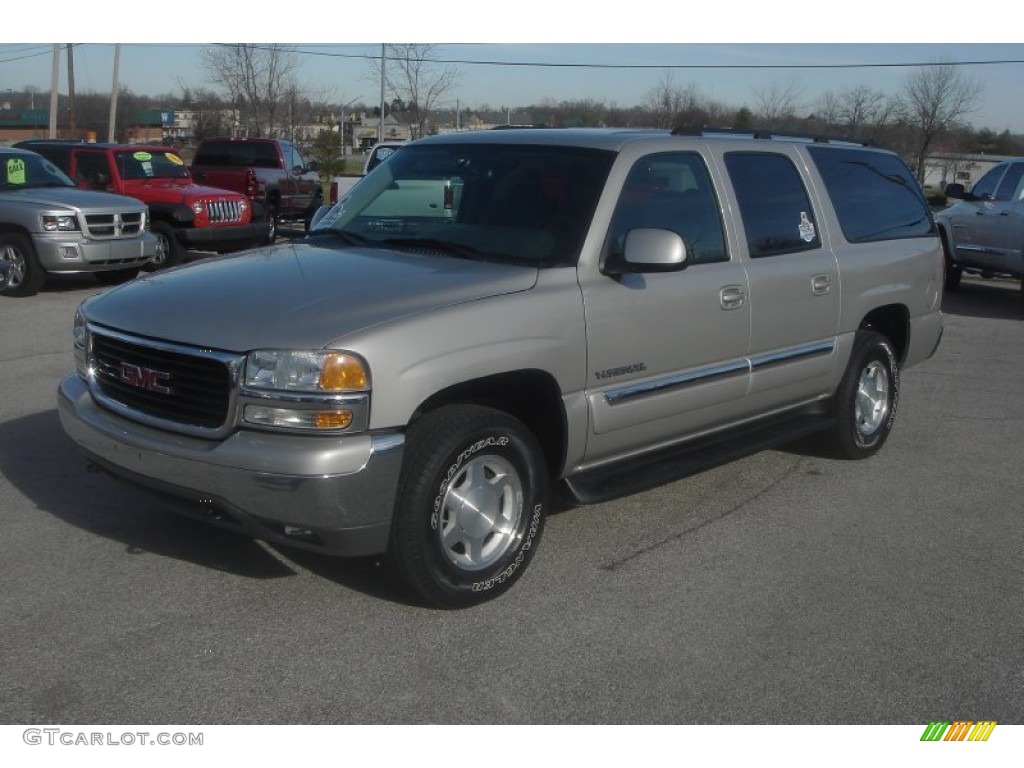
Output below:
[825,330,900,459]
[146,222,183,271]
[0,232,45,297]
[390,405,548,608]
[264,204,279,244]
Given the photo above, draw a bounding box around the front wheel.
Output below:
[390,405,548,608]
[146,222,184,271]
[0,232,45,297]
[825,330,900,459]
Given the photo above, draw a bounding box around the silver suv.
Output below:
[934,157,1024,292]
[57,128,944,607]
[0,147,156,297]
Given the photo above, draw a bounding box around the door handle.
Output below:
[720,285,746,310]
[812,274,832,296]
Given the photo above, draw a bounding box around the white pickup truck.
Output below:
[328,141,406,204]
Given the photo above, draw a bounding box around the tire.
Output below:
[941,235,962,290]
[146,222,184,271]
[825,330,900,460]
[303,192,323,233]
[94,267,140,286]
[0,232,46,297]
[264,204,279,244]
[389,405,548,608]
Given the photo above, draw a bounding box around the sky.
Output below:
[2,1,1022,131]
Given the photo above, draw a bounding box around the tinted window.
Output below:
[724,152,819,258]
[971,165,1005,200]
[808,146,934,242]
[994,162,1024,201]
[607,152,727,264]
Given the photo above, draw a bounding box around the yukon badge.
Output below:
[595,362,647,380]
[118,362,172,394]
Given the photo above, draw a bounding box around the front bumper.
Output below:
[57,373,404,556]
[33,232,157,273]
[178,222,268,251]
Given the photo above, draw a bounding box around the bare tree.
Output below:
[201,44,300,138]
[901,62,982,182]
[377,44,459,139]
[752,75,804,127]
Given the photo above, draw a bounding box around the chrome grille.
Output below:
[84,212,145,238]
[91,331,234,431]
[205,199,244,223]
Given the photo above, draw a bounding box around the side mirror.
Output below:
[944,183,966,200]
[603,228,689,275]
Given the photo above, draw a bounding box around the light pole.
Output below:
[338,95,362,157]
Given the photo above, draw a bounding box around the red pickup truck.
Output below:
[18,141,266,269]
[191,138,323,241]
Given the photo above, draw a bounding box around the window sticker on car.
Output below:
[166,154,184,166]
[6,158,26,185]
[133,152,152,162]
[799,212,816,242]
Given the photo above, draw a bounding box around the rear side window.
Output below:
[724,152,820,258]
[808,147,934,242]
[994,162,1024,201]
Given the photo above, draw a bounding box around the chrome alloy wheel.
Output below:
[855,360,890,437]
[0,242,27,289]
[437,453,524,571]
[151,232,170,267]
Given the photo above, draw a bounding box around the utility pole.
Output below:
[378,44,386,145]
[67,44,77,138]
[48,45,60,138]
[108,43,120,142]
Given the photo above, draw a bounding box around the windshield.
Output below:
[312,143,615,267]
[0,152,75,190]
[113,150,190,180]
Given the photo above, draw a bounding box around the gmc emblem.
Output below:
[118,362,172,394]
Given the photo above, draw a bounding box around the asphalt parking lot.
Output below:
[0,258,1022,726]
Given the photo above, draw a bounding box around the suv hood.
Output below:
[84,240,539,350]
[1,186,145,211]
[123,179,247,201]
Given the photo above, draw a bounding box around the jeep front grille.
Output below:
[91,331,237,433]
[84,212,145,238]
[205,199,244,223]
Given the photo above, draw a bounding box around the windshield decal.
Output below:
[6,157,26,186]
[132,151,153,162]
[166,153,184,166]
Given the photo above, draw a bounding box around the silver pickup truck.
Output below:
[57,128,944,607]
[1,147,156,297]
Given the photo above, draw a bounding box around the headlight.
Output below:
[238,199,249,215]
[191,201,205,216]
[73,308,87,349]
[42,214,80,232]
[244,350,369,393]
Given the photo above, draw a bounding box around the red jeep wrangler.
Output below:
[18,141,268,269]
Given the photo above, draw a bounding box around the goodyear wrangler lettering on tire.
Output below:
[391,405,548,608]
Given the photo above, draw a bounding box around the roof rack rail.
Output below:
[670,126,874,147]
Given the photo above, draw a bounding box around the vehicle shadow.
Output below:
[941,278,1024,320]
[0,410,415,605]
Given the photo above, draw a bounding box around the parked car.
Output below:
[190,138,323,240]
[57,128,943,606]
[934,157,1024,292]
[1,147,156,297]
[328,141,408,205]
[15,140,265,270]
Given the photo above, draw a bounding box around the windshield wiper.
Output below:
[381,237,484,261]
[310,229,370,246]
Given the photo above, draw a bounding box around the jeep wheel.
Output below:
[146,222,184,271]
[390,405,548,608]
[826,330,900,459]
[0,232,45,297]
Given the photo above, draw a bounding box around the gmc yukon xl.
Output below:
[57,128,944,607]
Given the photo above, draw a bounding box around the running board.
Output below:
[563,412,836,505]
